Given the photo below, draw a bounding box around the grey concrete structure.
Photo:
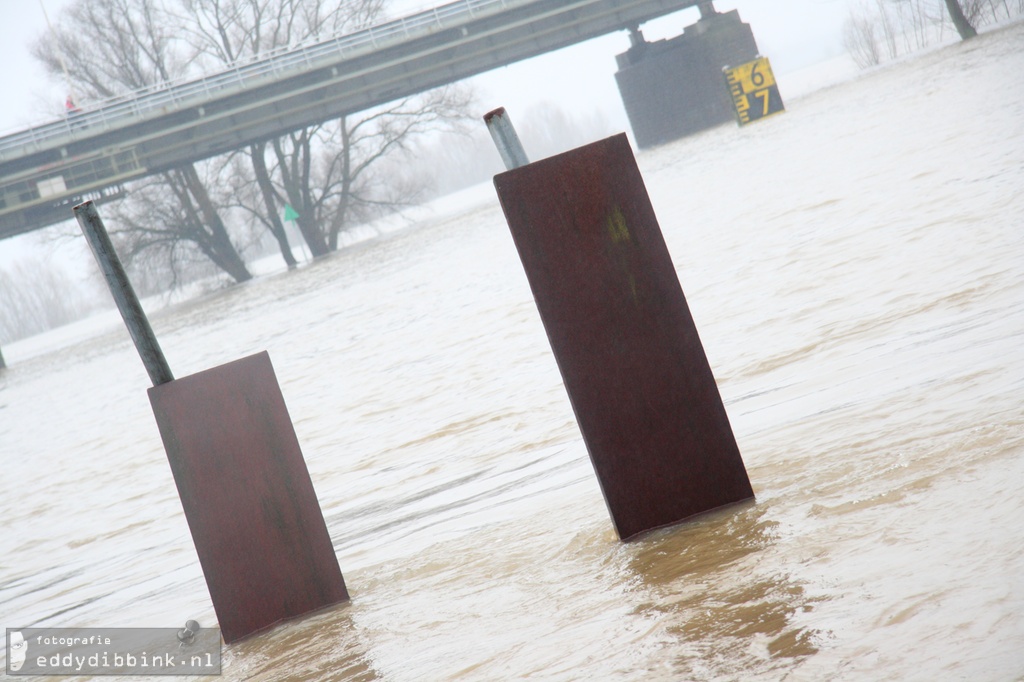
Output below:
[615,8,758,147]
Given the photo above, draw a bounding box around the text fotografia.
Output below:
[6,627,221,676]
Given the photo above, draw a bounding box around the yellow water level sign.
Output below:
[724,57,784,125]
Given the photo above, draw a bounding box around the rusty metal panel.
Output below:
[493,133,754,540]
[148,351,348,643]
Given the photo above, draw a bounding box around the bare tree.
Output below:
[944,0,979,37]
[33,0,254,283]
[34,0,187,97]
[110,160,256,286]
[162,0,475,263]
[261,87,474,255]
[34,0,476,283]
[843,6,883,68]
[0,257,103,343]
[843,0,1017,67]
[179,0,386,66]
[246,141,299,267]
[177,0,388,264]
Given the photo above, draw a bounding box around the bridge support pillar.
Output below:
[615,6,759,148]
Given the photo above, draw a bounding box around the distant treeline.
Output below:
[844,0,1023,67]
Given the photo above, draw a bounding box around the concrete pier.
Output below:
[615,6,759,147]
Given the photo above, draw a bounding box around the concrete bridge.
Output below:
[0,0,726,243]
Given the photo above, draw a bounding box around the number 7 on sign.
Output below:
[754,89,771,116]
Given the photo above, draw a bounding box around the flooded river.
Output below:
[2,20,1023,681]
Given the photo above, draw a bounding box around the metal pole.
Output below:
[74,201,174,386]
[0,343,5,370]
[484,107,530,171]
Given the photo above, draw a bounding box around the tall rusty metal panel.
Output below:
[148,351,348,643]
[493,133,754,540]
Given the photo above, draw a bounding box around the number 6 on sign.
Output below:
[724,57,785,125]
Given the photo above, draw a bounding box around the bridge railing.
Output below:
[0,0,527,164]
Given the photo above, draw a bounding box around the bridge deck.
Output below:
[0,0,697,239]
